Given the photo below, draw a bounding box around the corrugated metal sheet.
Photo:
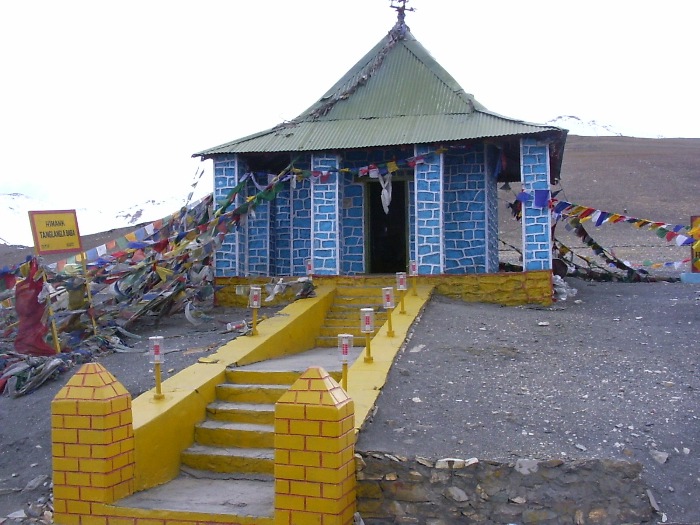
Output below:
[194,27,564,158]
[198,114,561,154]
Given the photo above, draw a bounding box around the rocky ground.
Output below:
[358,278,700,524]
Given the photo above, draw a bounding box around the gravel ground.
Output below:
[357,278,700,524]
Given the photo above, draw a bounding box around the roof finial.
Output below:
[390,0,414,28]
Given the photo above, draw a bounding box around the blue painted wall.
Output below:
[211,142,524,277]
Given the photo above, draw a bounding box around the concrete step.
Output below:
[206,401,275,424]
[323,312,389,324]
[181,444,274,474]
[318,326,376,338]
[113,471,274,520]
[194,420,273,448]
[330,298,384,309]
[224,368,302,385]
[215,383,290,403]
[333,276,403,287]
[316,335,370,348]
[334,286,386,297]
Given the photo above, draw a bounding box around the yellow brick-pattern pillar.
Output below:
[52,363,134,525]
[274,366,355,525]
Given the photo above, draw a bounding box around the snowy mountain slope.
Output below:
[0,193,196,247]
[545,115,665,138]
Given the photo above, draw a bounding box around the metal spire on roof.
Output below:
[390,0,414,22]
[390,0,414,37]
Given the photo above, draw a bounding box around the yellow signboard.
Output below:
[28,209,84,255]
[693,216,700,273]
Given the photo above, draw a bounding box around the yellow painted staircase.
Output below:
[178,284,388,480]
[180,369,283,476]
[181,367,346,476]
[315,285,389,347]
[105,280,422,523]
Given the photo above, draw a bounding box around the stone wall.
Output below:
[356,452,652,525]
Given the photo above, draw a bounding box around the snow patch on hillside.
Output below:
[546,115,665,139]
[0,193,193,247]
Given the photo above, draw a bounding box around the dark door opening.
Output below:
[367,180,407,274]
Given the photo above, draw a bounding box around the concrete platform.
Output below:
[233,345,364,374]
[115,470,274,517]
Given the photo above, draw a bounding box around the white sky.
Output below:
[1,0,698,210]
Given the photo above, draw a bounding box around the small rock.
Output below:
[435,458,465,469]
[537,321,550,326]
[575,443,587,451]
[444,486,469,502]
[514,458,538,475]
[416,456,433,467]
[22,475,48,492]
[411,397,422,403]
[650,449,669,464]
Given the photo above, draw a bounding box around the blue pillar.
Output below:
[520,138,552,271]
[414,145,443,274]
[213,155,246,277]
[311,153,340,275]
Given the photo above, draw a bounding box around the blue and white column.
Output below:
[213,154,245,277]
[414,144,444,274]
[520,138,552,271]
[310,153,341,275]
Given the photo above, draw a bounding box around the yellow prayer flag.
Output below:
[155,266,173,282]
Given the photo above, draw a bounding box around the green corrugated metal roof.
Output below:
[194,23,564,157]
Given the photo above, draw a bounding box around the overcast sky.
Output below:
[1,0,697,210]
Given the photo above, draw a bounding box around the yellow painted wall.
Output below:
[431,270,552,306]
[217,272,552,308]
